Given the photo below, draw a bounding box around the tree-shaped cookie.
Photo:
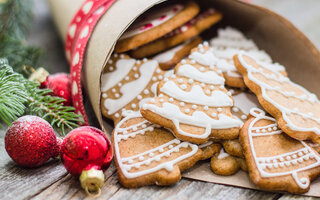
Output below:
[234,52,320,143]
[240,108,320,194]
[141,43,243,144]
[113,112,202,188]
[100,54,168,124]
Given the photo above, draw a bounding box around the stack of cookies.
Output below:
[101,1,320,194]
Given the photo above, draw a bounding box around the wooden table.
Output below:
[1,0,320,199]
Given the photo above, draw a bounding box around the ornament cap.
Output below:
[29,67,49,83]
[79,168,104,197]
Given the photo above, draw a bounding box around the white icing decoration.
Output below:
[238,53,320,135]
[104,60,157,114]
[101,58,135,92]
[217,148,229,159]
[119,4,183,40]
[143,102,243,139]
[189,50,218,66]
[247,108,320,189]
[198,141,213,149]
[114,112,198,179]
[176,64,225,85]
[153,42,186,63]
[160,81,233,107]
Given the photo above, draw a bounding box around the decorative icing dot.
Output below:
[206,90,210,94]
[181,84,187,89]
[159,148,164,152]
[310,154,315,159]
[136,60,141,64]
[291,160,298,165]
[132,126,137,131]
[292,154,297,159]
[169,145,173,149]
[185,109,190,113]
[262,129,266,133]
[115,113,120,118]
[219,85,224,89]
[120,54,125,58]
[114,54,118,58]
[209,65,215,70]
[241,115,247,120]
[112,88,116,93]
[156,157,161,162]
[204,106,209,110]
[267,164,272,169]
[232,107,239,112]
[285,162,291,167]
[102,93,107,98]
[188,79,194,84]
[108,66,114,71]
[190,60,196,64]
[280,157,284,162]
[134,73,139,78]
[279,163,284,168]
[159,99,164,102]
[192,105,197,109]
[142,124,147,128]
[149,152,154,157]
[216,108,222,113]
[217,69,222,74]
[158,75,163,80]
[298,152,303,157]
[286,156,291,160]
[198,44,203,48]
[211,113,217,117]
[115,93,120,98]
[145,160,151,165]
[227,92,232,96]
[171,74,176,78]
[273,126,277,131]
[139,156,144,161]
[143,58,148,62]
[156,69,161,74]
[133,66,137,71]
[169,98,174,102]
[164,77,169,81]
[137,95,142,100]
[131,104,137,109]
[125,76,130,81]
[304,155,310,160]
[180,102,185,106]
[181,59,186,64]
[159,94,164,97]
[298,158,303,163]
[203,41,209,46]
[178,78,183,83]
[152,77,157,81]
[199,67,205,71]
[210,85,214,90]
[144,89,149,94]
[303,149,308,154]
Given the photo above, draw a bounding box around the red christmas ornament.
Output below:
[60,126,113,196]
[29,68,72,106]
[5,115,60,168]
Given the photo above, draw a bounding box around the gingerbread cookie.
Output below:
[234,53,320,143]
[221,139,243,158]
[101,54,169,123]
[113,112,202,188]
[240,108,320,194]
[153,36,202,70]
[199,141,221,160]
[141,44,243,144]
[210,27,286,88]
[210,148,242,176]
[115,2,200,53]
[131,9,222,58]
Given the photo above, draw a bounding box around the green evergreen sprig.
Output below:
[0,59,83,136]
[0,0,41,75]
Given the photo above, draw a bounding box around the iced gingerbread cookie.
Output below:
[115,2,200,53]
[153,36,202,70]
[113,112,202,188]
[210,27,286,88]
[199,141,222,160]
[131,9,222,58]
[234,53,320,143]
[210,148,247,175]
[240,108,320,194]
[141,44,243,144]
[101,54,167,124]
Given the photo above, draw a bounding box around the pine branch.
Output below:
[0,58,84,136]
[0,0,42,75]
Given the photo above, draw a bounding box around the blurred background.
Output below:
[29,0,320,74]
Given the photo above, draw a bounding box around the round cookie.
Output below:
[115,1,200,53]
[153,36,202,70]
[131,9,222,58]
[210,148,240,176]
[199,141,221,160]
[100,54,170,124]
[221,139,244,158]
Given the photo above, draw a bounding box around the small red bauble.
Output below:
[44,73,72,106]
[5,115,60,168]
[60,126,113,196]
